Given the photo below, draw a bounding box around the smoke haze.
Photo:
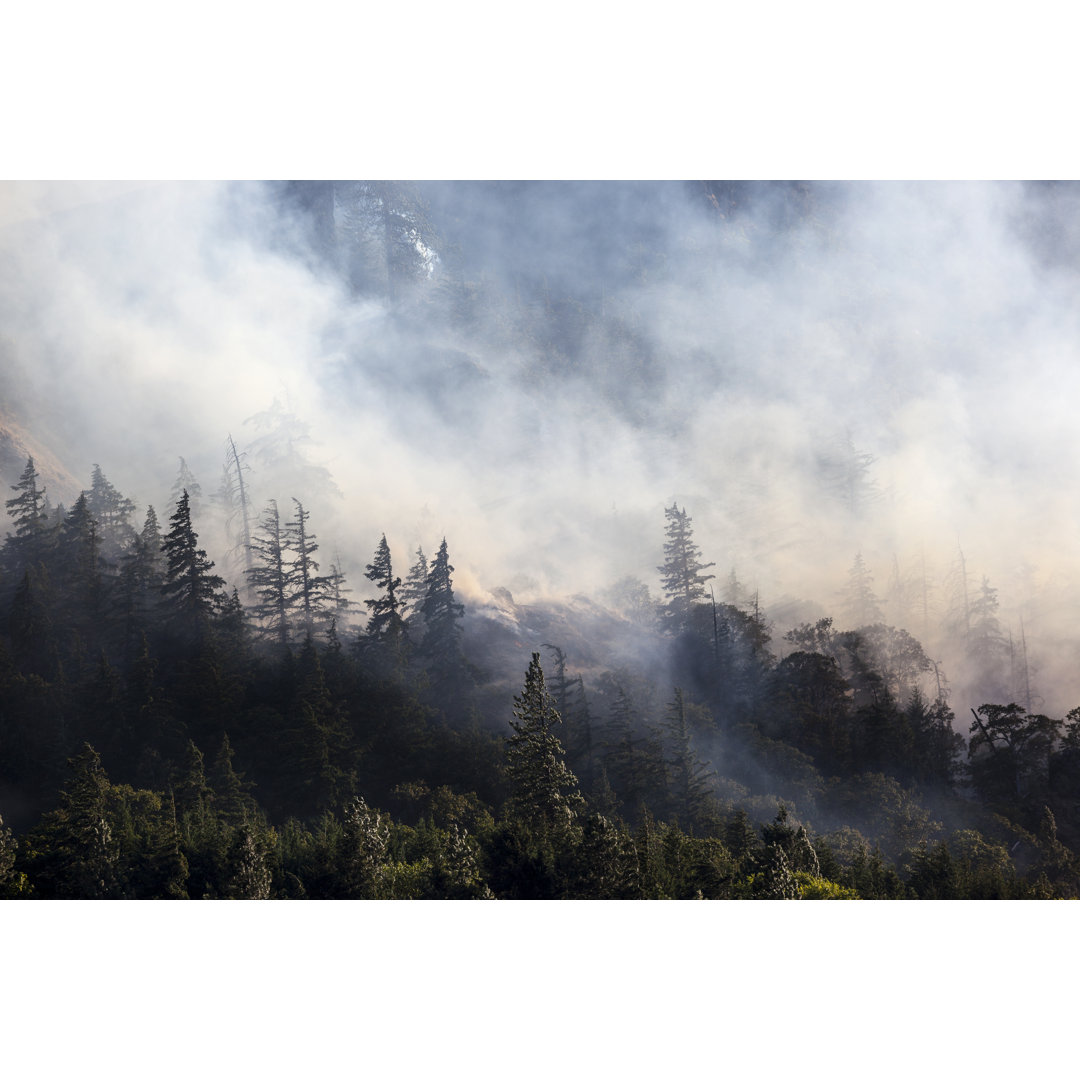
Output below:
[3,179,1080,711]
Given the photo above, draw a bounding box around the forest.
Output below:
[2,451,1079,900]
[5,180,1080,899]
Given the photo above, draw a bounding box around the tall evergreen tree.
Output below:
[401,546,429,628]
[505,653,584,835]
[286,499,334,640]
[118,506,165,647]
[658,502,715,634]
[168,458,203,519]
[4,456,50,571]
[363,534,406,646]
[662,688,715,832]
[160,490,225,639]
[86,464,136,563]
[841,552,884,628]
[420,538,465,671]
[247,499,291,648]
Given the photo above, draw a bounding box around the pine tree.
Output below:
[841,552,884,628]
[401,546,429,628]
[286,499,334,640]
[420,538,465,673]
[505,653,584,835]
[56,493,108,645]
[247,499,291,648]
[363,534,406,647]
[336,795,390,899]
[118,506,165,646]
[168,458,203,519]
[662,688,715,832]
[4,456,49,560]
[658,502,715,633]
[160,490,225,639]
[223,824,272,899]
[86,464,136,563]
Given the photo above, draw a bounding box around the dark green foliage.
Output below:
[160,490,225,640]
[3,452,1080,900]
[420,538,466,677]
[362,534,406,661]
[247,500,291,648]
[505,653,584,836]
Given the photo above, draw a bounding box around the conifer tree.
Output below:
[4,456,50,572]
[420,538,465,671]
[247,499,291,648]
[160,490,225,639]
[505,653,584,835]
[662,688,715,832]
[286,499,334,640]
[658,502,715,633]
[841,552,884,628]
[118,506,165,646]
[56,493,108,644]
[223,824,272,899]
[336,795,390,899]
[401,546,429,628]
[87,464,136,563]
[363,534,405,646]
[168,458,203,519]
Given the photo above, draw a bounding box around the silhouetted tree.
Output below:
[363,534,406,659]
[658,502,715,634]
[160,490,225,641]
[505,653,584,836]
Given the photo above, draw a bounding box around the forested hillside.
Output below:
[4,180,1080,899]
[2,454,1079,899]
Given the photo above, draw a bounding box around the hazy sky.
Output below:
[3,178,1080,707]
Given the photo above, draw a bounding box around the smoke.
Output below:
[3,179,1080,712]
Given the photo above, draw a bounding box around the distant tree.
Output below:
[969,703,1060,804]
[56,493,108,644]
[243,399,340,504]
[286,499,335,640]
[336,795,391,899]
[247,500,291,648]
[841,553,883,627]
[662,688,715,832]
[324,555,354,630]
[4,456,48,549]
[363,534,406,647]
[168,458,203,519]
[657,502,715,633]
[505,653,584,836]
[86,464,136,563]
[8,566,59,678]
[160,490,225,639]
[401,546,429,629]
[722,567,748,610]
[818,432,879,515]
[0,811,31,897]
[223,824,272,899]
[118,506,165,647]
[420,538,465,672]
[967,575,1010,701]
[24,744,121,899]
[219,434,254,582]
[333,181,439,302]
